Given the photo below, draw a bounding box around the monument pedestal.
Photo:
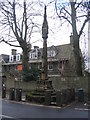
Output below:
[26,79,55,105]
[36,80,53,92]
[26,6,55,105]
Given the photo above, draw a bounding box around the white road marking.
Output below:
[0,114,13,118]
[75,108,90,111]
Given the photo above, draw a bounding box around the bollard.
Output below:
[67,89,72,103]
[61,89,67,104]
[71,88,75,101]
[45,90,51,105]
[56,91,63,106]
[2,86,6,98]
[16,89,22,101]
[9,88,15,100]
[78,88,84,102]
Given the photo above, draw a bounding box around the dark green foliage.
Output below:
[26,91,56,104]
[26,93,45,103]
[23,67,41,82]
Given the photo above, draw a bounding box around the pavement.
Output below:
[3,92,90,110]
[2,93,89,111]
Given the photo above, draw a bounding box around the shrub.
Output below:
[23,67,40,82]
[26,93,45,103]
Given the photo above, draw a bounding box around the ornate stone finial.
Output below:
[42,5,48,39]
[44,5,46,21]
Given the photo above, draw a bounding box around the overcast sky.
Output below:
[0,0,88,55]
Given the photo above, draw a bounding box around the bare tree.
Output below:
[0,0,42,79]
[55,0,90,76]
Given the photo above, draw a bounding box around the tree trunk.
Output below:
[73,35,82,76]
[71,2,82,76]
[21,42,29,80]
[22,48,29,73]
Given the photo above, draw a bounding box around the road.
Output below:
[1,99,89,119]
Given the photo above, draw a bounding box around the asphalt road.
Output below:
[1,99,89,119]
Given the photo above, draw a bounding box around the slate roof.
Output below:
[54,44,73,60]
[40,43,73,60]
[1,43,73,64]
[0,54,9,63]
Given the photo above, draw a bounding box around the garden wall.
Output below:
[49,76,88,93]
[6,76,89,93]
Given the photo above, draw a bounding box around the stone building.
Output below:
[1,35,77,77]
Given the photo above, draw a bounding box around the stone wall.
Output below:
[6,75,89,93]
[49,76,88,93]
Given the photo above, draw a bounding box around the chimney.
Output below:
[34,46,39,49]
[11,49,17,55]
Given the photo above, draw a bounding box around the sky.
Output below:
[0,0,88,55]
[0,28,71,55]
[0,0,71,55]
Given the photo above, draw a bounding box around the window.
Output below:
[29,53,32,59]
[29,52,38,59]
[16,54,21,62]
[9,55,14,62]
[47,50,56,57]
[50,50,55,57]
[48,62,53,70]
[14,55,16,61]
[11,57,13,61]
[58,61,62,70]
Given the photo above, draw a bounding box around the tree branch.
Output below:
[75,2,82,10]
[21,13,24,39]
[24,1,27,41]
[63,7,71,16]
[13,1,19,39]
[76,15,87,19]
[55,0,72,25]
[1,38,20,47]
[58,15,72,25]
[78,18,88,38]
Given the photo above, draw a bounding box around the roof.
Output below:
[0,54,9,63]
[1,43,73,65]
[54,44,73,60]
[39,43,73,60]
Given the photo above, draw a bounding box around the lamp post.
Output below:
[41,6,48,81]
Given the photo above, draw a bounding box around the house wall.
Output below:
[2,40,82,77]
[5,61,70,77]
[2,58,76,77]
[48,61,60,75]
